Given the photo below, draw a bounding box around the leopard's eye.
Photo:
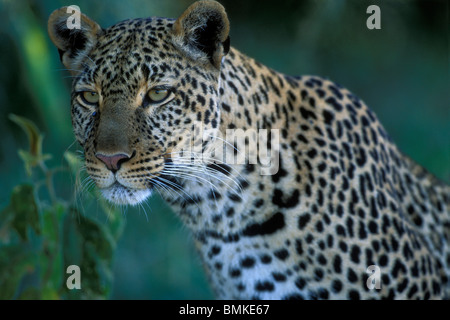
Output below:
[148,88,169,103]
[80,91,99,105]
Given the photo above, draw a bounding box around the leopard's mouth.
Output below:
[100,181,152,205]
[96,158,179,206]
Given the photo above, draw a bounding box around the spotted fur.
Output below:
[48,1,449,299]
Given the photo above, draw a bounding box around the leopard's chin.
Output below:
[100,182,152,206]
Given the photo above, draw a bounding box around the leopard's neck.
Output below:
[218,48,295,133]
[162,48,301,235]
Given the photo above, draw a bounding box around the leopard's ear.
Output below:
[172,0,230,69]
[48,6,102,73]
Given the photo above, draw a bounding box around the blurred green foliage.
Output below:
[0,0,448,300]
[1,114,124,299]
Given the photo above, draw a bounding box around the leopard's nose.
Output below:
[95,152,133,173]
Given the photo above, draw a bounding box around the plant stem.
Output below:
[38,161,62,294]
[39,161,57,205]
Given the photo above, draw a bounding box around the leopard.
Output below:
[48,0,449,299]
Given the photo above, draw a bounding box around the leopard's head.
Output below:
[48,1,230,205]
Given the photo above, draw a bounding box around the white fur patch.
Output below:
[100,183,152,205]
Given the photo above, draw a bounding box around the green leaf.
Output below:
[64,150,92,197]
[9,184,40,241]
[62,207,117,299]
[0,244,35,299]
[41,204,64,244]
[0,204,15,243]
[41,287,60,300]
[0,185,42,299]
[17,150,35,177]
[40,204,66,294]
[98,200,125,242]
[9,114,43,158]
[17,150,51,177]
[17,287,42,300]
[64,151,84,177]
[9,114,52,175]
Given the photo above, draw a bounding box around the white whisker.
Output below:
[164,163,243,196]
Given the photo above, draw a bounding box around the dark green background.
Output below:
[0,0,448,299]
